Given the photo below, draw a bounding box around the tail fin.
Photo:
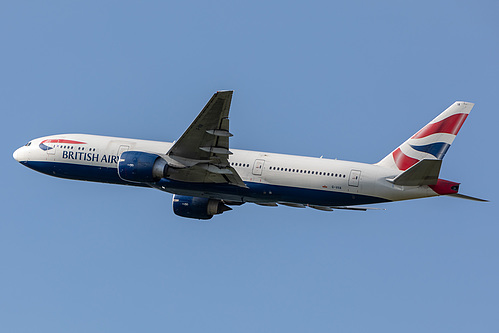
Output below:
[377,101,474,170]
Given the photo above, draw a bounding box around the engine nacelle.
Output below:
[118,151,168,183]
[172,195,232,220]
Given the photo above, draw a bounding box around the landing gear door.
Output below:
[348,169,361,187]
[252,159,265,176]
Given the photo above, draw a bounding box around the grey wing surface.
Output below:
[165,91,246,187]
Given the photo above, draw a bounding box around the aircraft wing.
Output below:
[255,201,385,211]
[165,91,247,187]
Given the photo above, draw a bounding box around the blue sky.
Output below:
[1,1,498,332]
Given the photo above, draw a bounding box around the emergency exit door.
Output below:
[348,170,361,187]
[252,159,265,176]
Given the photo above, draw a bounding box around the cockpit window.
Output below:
[25,142,32,147]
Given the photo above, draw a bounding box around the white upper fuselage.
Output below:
[12,96,482,218]
[13,133,438,206]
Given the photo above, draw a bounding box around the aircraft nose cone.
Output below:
[13,147,27,162]
[13,148,20,161]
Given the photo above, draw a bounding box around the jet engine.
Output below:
[118,151,168,183]
[172,195,232,220]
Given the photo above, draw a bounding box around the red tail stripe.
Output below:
[392,148,419,171]
[412,113,468,139]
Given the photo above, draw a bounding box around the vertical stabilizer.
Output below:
[376,101,474,170]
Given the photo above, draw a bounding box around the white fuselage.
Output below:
[14,133,439,207]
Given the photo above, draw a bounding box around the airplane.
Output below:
[13,91,487,219]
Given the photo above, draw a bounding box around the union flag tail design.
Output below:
[377,101,474,170]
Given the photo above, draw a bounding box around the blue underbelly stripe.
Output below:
[23,161,139,186]
[24,161,389,206]
[156,178,388,206]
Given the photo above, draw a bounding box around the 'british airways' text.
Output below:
[62,150,119,164]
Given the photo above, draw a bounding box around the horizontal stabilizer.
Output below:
[448,193,489,202]
[389,159,442,186]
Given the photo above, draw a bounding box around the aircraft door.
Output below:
[252,159,265,176]
[348,169,361,187]
[46,146,56,155]
[45,142,56,161]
